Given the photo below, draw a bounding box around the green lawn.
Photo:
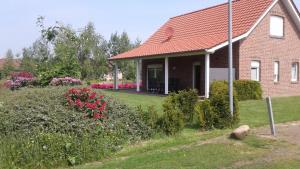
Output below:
[74,90,300,169]
[101,89,300,127]
[100,90,165,111]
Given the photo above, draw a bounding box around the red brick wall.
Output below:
[210,42,240,79]
[239,1,300,97]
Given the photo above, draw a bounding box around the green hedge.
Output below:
[234,80,262,101]
[0,87,152,169]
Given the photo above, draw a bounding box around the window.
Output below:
[270,16,284,37]
[251,61,260,81]
[291,62,299,82]
[274,61,279,82]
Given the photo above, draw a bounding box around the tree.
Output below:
[78,22,108,79]
[107,32,141,81]
[36,18,81,85]
[2,49,15,77]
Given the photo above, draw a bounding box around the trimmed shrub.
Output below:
[210,81,240,129]
[0,87,152,168]
[195,100,215,129]
[158,97,184,136]
[167,89,198,123]
[234,80,262,101]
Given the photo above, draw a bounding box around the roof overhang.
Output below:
[109,49,208,61]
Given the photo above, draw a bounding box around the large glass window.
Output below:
[270,16,284,37]
[251,61,260,81]
[147,64,163,91]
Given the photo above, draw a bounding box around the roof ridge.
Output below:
[170,0,241,19]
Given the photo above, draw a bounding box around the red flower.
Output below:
[99,101,107,112]
[86,102,97,110]
[75,99,83,108]
[89,92,97,99]
[93,113,102,119]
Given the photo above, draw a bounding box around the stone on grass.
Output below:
[231,125,250,140]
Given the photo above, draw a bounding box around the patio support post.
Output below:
[164,57,169,95]
[113,63,119,90]
[205,53,210,98]
[136,59,141,92]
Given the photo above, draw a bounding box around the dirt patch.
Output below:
[253,121,300,145]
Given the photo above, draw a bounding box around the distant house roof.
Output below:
[0,59,21,70]
[111,0,300,60]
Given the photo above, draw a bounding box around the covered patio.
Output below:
[112,52,215,98]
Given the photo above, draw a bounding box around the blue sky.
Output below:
[0,0,299,58]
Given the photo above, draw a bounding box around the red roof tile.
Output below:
[111,0,274,60]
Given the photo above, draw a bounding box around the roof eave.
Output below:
[109,49,208,61]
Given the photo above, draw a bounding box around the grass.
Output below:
[70,91,300,169]
[72,134,279,169]
[101,90,300,127]
[240,96,300,127]
[100,90,165,111]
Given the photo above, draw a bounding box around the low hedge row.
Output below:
[0,87,152,169]
[234,80,262,101]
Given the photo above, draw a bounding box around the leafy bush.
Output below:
[234,80,262,101]
[166,89,198,123]
[50,77,82,86]
[38,64,81,86]
[195,100,215,129]
[209,81,240,129]
[4,71,36,90]
[0,87,152,168]
[157,97,184,136]
[136,105,159,132]
[65,88,107,120]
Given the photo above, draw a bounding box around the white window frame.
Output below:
[291,62,299,82]
[251,61,260,81]
[270,15,284,37]
[274,61,280,83]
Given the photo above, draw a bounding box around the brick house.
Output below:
[110,0,300,97]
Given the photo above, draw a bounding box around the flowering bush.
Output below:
[91,82,140,89]
[50,77,82,86]
[65,88,106,120]
[5,71,36,90]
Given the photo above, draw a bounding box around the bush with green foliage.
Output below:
[167,89,198,123]
[195,100,215,129]
[0,87,151,169]
[233,80,262,101]
[210,81,239,129]
[157,97,184,136]
[195,81,240,130]
[136,105,159,132]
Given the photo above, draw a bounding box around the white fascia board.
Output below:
[207,0,279,53]
[284,0,300,31]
